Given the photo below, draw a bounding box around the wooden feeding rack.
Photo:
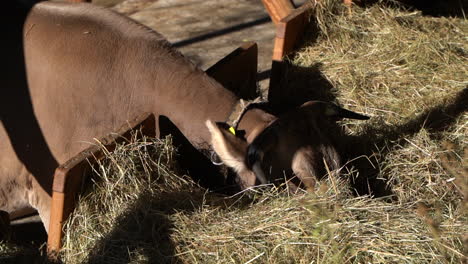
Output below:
[263,0,353,61]
[261,0,315,106]
[47,113,157,254]
[46,42,259,256]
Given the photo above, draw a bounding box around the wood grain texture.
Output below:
[261,0,295,24]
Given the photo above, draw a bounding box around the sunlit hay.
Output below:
[297,0,466,126]
[60,133,201,263]
[170,189,465,263]
[6,1,466,263]
[287,0,466,262]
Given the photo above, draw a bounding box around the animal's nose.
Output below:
[252,162,268,184]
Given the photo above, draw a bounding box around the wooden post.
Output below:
[271,3,312,61]
[261,0,295,24]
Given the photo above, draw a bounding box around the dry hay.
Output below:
[293,0,467,205]
[1,0,467,263]
[59,1,467,262]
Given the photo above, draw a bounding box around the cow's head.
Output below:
[206,101,369,191]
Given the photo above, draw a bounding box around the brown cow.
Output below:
[0,2,369,232]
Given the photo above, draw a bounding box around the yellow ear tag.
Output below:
[228,127,236,135]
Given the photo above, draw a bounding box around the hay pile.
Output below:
[59,1,466,262]
[1,0,466,263]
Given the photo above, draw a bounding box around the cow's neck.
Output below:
[153,59,273,150]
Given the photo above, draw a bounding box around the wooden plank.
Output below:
[272,2,313,61]
[261,0,294,24]
[47,112,156,254]
[47,192,65,258]
[206,42,259,100]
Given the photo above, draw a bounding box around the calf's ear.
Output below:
[206,120,249,173]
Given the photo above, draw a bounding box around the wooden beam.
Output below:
[261,0,295,24]
[206,42,259,100]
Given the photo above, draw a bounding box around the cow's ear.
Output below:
[206,120,248,173]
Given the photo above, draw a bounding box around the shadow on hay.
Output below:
[342,86,468,197]
[269,61,467,198]
[268,62,337,114]
[0,214,50,263]
[84,191,201,264]
[83,187,251,264]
